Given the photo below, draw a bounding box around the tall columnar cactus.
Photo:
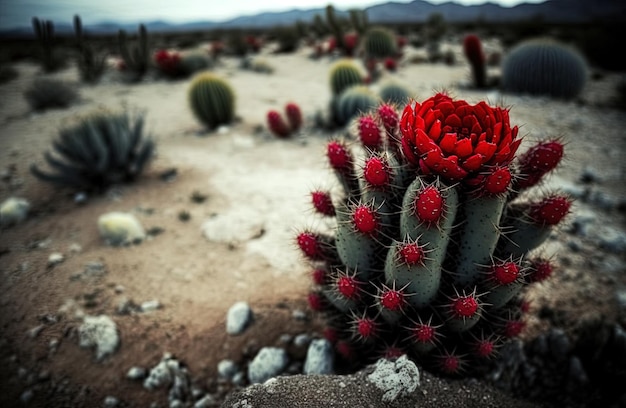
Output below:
[30,110,155,192]
[349,9,368,35]
[73,15,107,83]
[32,17,59,72]
[362,27,397,60]
[188,72,235,130]
[118,24,150,81]
[325,5,346,54]
[329,59,364,96]
[297,92,571,375]
[501,38,588,100]
[463,34,486,89]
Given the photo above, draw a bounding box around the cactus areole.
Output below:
[298,92,571,376]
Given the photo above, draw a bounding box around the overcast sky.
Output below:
[0,0,548,30]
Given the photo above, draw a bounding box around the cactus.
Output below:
[333,85,379,127]
[118,24,150,81]
[463,34,486,89]
[329,59,364,96]
[501,38,588,100]
[30,109,155,192]
[73,15,107,83]
[154,49,182,78]
[267,102,303,138]
[349,9,368,35]
[362,27,397,60]
[24,78,78,111]
[297,92,571,375]
[188,72,236,130]
[32,17,63,72]
[325,5,346,54]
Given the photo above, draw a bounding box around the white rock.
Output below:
[201,208,264,245]
[0,196,30,226]
[303,339,334,375]
[97,212,146,246]
[226,301,252,335]
[217,359,239,380]
[367,355,420,403]
[78,315,119,361]
[140,300,161,312]
[127,366,146,380]
[48,252,65,266]
[247,347,288,384]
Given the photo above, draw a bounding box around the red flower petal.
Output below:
[454,137,473,158]
[475,141,497,162]
[428,119,442,142]
[463,154,484,172]
[439,133,457,154]
[445,113,462,128]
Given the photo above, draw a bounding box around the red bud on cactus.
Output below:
[490,260,520,285]
[503,319,526,338]
[311,268,327,285]
[451,293,479,319]
[399,241,426,266]
[377,103,400,135]
[414,185,445,224]
[358,115,383,150]
[352,204,379,235]
[408,317,439,345]
[438,350,465,375]
[473,333,499,359]
[311,190,336,216]
[296,231,333,261]
[378,283,407,312]
[327,140,354,173]
[267,110,291,138]
[363,156,391,188]
[516,140,564,189]
[530,195,572,226]
[308,291,325,311]
[527,258,554,283]
[384,57,397,72]
[335,271,362,300]
[482,166,513,196]
[285,102,303,131]
[351,312,379,342]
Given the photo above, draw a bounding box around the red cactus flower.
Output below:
[400,93,521,181]
[384,57,397,72]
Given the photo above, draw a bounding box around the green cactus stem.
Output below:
[188,72,236,130]
[118,24,150,81]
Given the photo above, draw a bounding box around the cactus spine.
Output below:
[298,93,571,375]
[188,73,235,130]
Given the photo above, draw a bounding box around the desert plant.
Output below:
[333,85,379,126]
[31,17,64,72]
[297,93,571,376]
[362,27,397,60]
[188,72,235,130]
[378,82,411,106]
[267,102,303,138]
[179,51,213,77]
[30,109,155,192]
[463,34,487,89]
[501,38,588,99]
[24,78,78,111]
[329,59,364,96]
[118,24,150,81]
[325,5,346,54]
[153,49,182,78]
[349,9,368,36]
[73,15,107,83]
[272,25,300,53]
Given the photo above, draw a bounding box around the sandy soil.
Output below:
[1,41,625,407]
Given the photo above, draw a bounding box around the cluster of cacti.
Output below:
[462,34,487,89]
[297,92,571,376]
[267,102,303,138]
[73,15,107,83]
[32,17,63,72]
[24,78,78,111]
[188,72,236,130]
[118,24,150,81]
[153,49,182,78]
[362,27,397,60]
[501,38,588,99]
[31,109,155,192]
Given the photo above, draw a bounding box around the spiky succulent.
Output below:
[188,72,236,130]
[297,92,571,375]
[30,110,155,192]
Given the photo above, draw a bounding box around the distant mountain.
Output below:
[2,0,625,37]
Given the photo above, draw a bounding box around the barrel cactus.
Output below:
[333,85,379,127]
[378,82,411,106]
[188,72,236,130]
[297,92,571,375]
[501,38,588,99]
[30,110,155,192]
[362,27,397,60]
[329,59,364,96]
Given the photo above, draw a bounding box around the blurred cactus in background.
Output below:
[188,72,236,130]
[73,15,107,83]
[463,34,487,89]
[118,24,150,81]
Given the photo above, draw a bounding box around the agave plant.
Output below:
[31,110,155,192]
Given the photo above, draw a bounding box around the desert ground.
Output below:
[0,36,625,407]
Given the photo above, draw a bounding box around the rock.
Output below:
[140,300,162,313]
[97,212,146,246]
[0,196,30,226]
[48,252,65,266]
[367,355,420,403]
[303,339,334,375]
[598,227,626,254]
[78,315,119,361]
[226,301,252,335]
[247,347,288,384]
[194,394,217,408]
[103,396,120,407]
[218,359,239,381]
[201,209,264,245]
[143,353,191,405]
[127,366,146,381]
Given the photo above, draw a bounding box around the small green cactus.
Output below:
[501,38,588,99]
[30,109,155,192]
[334,85,379,126]
[362,27,397,60]
[378,82,411,106]
[118,24,150,81]
[298,93,571,376]
[188,72,236,130]
[329,59,364,96]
